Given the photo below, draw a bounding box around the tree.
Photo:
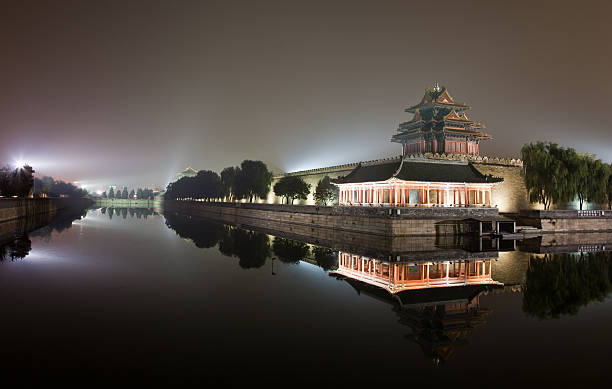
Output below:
[129,189,135,199]
[586,158,610,209]
[0,165,34,197]
[121,187,128,199]
[195,170,223,201]
[221,166,240,201]
[108,187,115,199]
[273,175,311,204]
[521,142,575,209]
[314,176,338,205]
[234,160,273,202]
[136,188,143,199]
[102,191,107,198]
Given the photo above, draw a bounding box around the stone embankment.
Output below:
[0,198,92,224]
[165,201,503,237]
[519,210,612,233]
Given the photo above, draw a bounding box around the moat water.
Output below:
[1,207,612,385]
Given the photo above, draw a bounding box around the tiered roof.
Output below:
[334,159,503,185]
[392,84,492,143]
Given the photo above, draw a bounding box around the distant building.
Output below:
[176,167,198,181]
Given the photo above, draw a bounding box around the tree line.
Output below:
[0,165,35,197]
[1,165,87,199]
[34,175,87,198]
[165,160,274,202]
[165,159,339,205]
[101,187,154,200]
[522,142,612,210]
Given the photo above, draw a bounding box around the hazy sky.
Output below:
[2,0,611,192]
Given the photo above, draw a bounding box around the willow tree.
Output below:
[584,158,610,209]
[566,152,609,210]
[521,142,573,209]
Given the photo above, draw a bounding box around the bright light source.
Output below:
[14,160,25,167]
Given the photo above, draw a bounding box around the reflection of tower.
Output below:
[395,293,492,366]
[331,251,501,365]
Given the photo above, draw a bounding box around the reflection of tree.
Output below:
[312,246,338,271]
[101,207,157,220]
[221,229,271,269]
[164,212,226,249]
[272,237,310,264]
[523,252,612,319]
[30,208,88,242]
[0,233,32,261]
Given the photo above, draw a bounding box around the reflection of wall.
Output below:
[491,251,530,288]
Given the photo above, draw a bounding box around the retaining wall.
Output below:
[0,198,92,224]
[165,201,501,236]
[519,210,612,232]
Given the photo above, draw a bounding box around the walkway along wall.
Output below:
[165,201,502,237]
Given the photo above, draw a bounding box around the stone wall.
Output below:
[264,154,534,213]
[165,201,502,237]
[471,162,534,214]
[265,156,401,205]
[0,198,92,224]
[519,210,612,232]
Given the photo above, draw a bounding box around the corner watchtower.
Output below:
[392,83,492,156]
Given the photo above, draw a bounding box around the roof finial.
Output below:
[433,82,441,92]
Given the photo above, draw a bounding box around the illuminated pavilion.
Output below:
[335,84,503,207]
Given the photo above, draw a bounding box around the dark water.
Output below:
[1,207,612,385]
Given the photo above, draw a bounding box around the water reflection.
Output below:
[0,233,31,261]
[99,206,158,220]
[523,251,612,319]
[0,207,88,261]
[332,253,500,365]
[161,211,612,366]
[164,212,272,268]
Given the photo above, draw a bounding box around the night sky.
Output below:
[2,0,611,192]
